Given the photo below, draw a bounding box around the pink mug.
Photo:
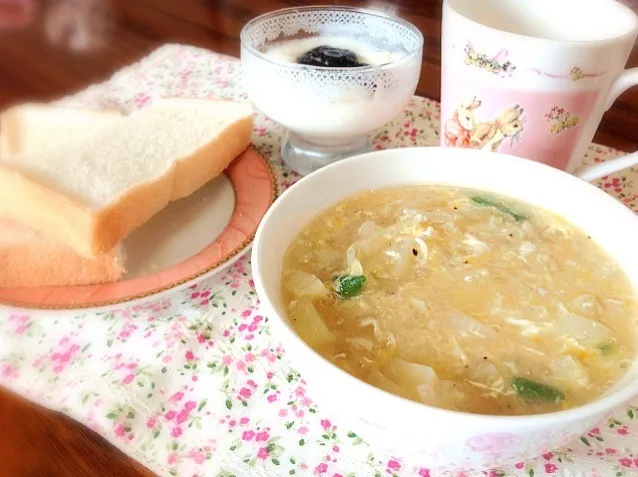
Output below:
[440,0,638,182]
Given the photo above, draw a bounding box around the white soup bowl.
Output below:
[251,146,638,471]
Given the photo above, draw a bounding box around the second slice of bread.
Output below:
[0,218,125,288]
[0,103,127,288]
[0,98,254,258]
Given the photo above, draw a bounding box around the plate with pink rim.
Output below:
[0,148,277,311]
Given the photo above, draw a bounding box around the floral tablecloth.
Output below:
[2,44,638,477]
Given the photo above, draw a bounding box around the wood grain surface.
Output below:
[1,0,637,475]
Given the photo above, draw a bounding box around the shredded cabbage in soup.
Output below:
[281,186,638,415]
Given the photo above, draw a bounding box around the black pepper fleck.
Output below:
[412,248,418,256]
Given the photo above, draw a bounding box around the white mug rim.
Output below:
[444,0,638,46]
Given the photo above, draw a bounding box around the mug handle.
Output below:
[573,67,638,182]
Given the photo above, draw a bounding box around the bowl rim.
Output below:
[252,146,638,425]
[239,5,425,72]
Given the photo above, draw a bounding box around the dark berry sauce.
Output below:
[296,46,368,68]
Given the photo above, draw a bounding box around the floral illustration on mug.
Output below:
[527,65,605,82]
[444,97,525,152]
[545,106,580,135]
[464,43,516,77]
[570,67,588,82]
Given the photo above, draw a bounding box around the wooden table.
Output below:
[1,0,637,475]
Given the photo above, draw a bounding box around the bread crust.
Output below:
[0,107,21,158]
[0,166,94,255]
[0,108,253,258]
[0,220,124,288]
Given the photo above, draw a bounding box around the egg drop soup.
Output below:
[281,186,638,415]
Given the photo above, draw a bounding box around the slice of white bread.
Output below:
[0,98,254,258]
[0,103,121,157]
[0,218,125,288]
[0,104,127,288]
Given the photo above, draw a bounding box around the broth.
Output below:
[281,185,638,415]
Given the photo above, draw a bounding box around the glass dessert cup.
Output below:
[240,6,423,176]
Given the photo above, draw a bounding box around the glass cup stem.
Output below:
[281,131,373,176]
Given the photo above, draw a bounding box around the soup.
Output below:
[281,185,638,415]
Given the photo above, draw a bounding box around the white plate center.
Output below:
[123,174,236,278]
